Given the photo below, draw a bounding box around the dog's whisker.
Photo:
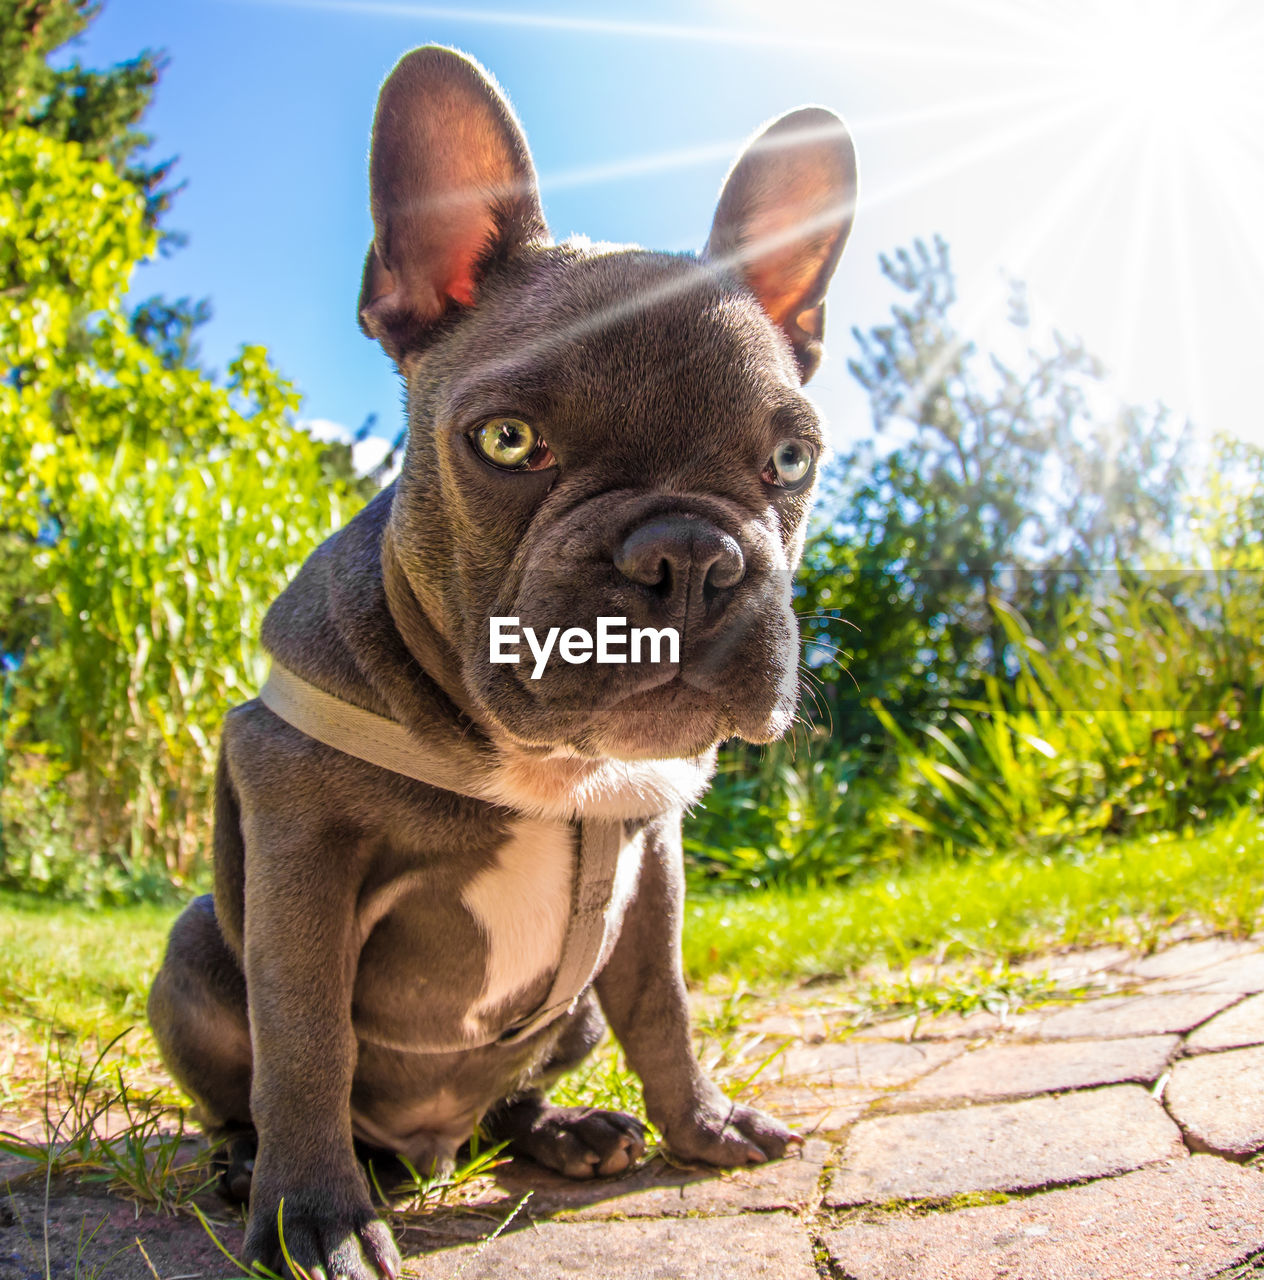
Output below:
[795,611,861,633]
[800,650,860,695]
[796,674,835,736]
[796,669,829,720]
[800,646,856,678]
[802,640,853,663]
[796,667,836,736]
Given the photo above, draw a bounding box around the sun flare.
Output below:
[1058,0,1259,143]
[751,0,1264,440]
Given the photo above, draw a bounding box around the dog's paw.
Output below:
[661,1098,801,1168]
[243,1184,402,1280]
[509,1104,648,1179]
[210,1129,257,1205]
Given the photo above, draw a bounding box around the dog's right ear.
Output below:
[358,47,548,362]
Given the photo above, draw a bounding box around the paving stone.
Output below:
[402,1211,819,1278]
[480,1139,831,1220]
[751,1083,877,1131]
[1172,952,1264,994]
[828,1085,1185,1205]
[1123,937,1259,980]
[823,1156,1264,1280]
[1015,944,1131,979]
[1033,991,1237,1039]
[1167,1044,1264,1158]
[903,1034,1178,1103]
[1187,993,1264,1051]
[775,1037,962,1088]
[744,1010,831,1041]
[856,1008,1015,1042]
[769,982,850,1009]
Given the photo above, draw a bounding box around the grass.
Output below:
[1,807,1261,1072]
[0,1034,214,1208]
[0,894,173,1049]
[683,806,1264,986]
[0,1030,520,1280]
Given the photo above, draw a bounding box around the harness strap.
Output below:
[259,662,624,1050]
[494,816,624,1045]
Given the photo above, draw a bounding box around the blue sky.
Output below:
[66,0,1264,457]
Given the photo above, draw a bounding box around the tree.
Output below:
[1,0,219,380]
[801,236,1186,741]
[129,293,212,369]
[1,0,174,223]
[0,6,388,897]
[1203,434,1264,571]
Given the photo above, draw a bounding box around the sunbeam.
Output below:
[852,93,1092,219]
[232,0,1112,69]
[1163,160,1207,434]
[1104,125,1163,398]
[1187,134,1264,321]
[883,112,1141,433]
[743,0,1264,444]
[539,81,1093,197]
[451,181,857,390]
[247,0,1264,447]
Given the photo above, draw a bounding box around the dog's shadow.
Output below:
[393,1143,820,1254]
[495,1150,736,1211]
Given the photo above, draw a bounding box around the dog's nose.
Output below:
[614,515,745,610]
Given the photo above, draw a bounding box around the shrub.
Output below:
[872,581,1263,857]
[0,129,365,897]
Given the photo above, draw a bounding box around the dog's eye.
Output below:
[471,418,555,471]
[763,439,815,489]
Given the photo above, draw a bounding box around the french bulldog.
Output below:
[148,45,855,1280]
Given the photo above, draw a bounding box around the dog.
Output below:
[148,45,856,1280]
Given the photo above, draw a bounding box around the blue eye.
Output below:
[764,439,815,488]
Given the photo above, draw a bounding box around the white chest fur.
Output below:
[462,816,576,1024]
[487,748,715,821]
[460,815,645,1032]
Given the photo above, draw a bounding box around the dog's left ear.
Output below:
[704,108,856,382]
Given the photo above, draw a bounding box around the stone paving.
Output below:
[4,934,1264,1278]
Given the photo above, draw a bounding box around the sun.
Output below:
[1058,0,1258,144]
[749,0,1264,443]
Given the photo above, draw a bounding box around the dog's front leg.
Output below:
[596,813,800,1166]
[240,814,400,1280]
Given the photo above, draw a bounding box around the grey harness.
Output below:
[259,662,625,1048]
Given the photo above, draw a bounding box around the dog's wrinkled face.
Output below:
[393,250,817,758]
[359,48,856,762]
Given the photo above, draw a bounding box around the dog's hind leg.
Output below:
[148,893,257,1200]
[482,992,647,1178]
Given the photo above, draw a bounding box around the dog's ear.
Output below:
[358,46,548,362]
[704,108,856,382]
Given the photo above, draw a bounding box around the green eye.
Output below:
[472,418,551,470]
[764,439,815,488]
